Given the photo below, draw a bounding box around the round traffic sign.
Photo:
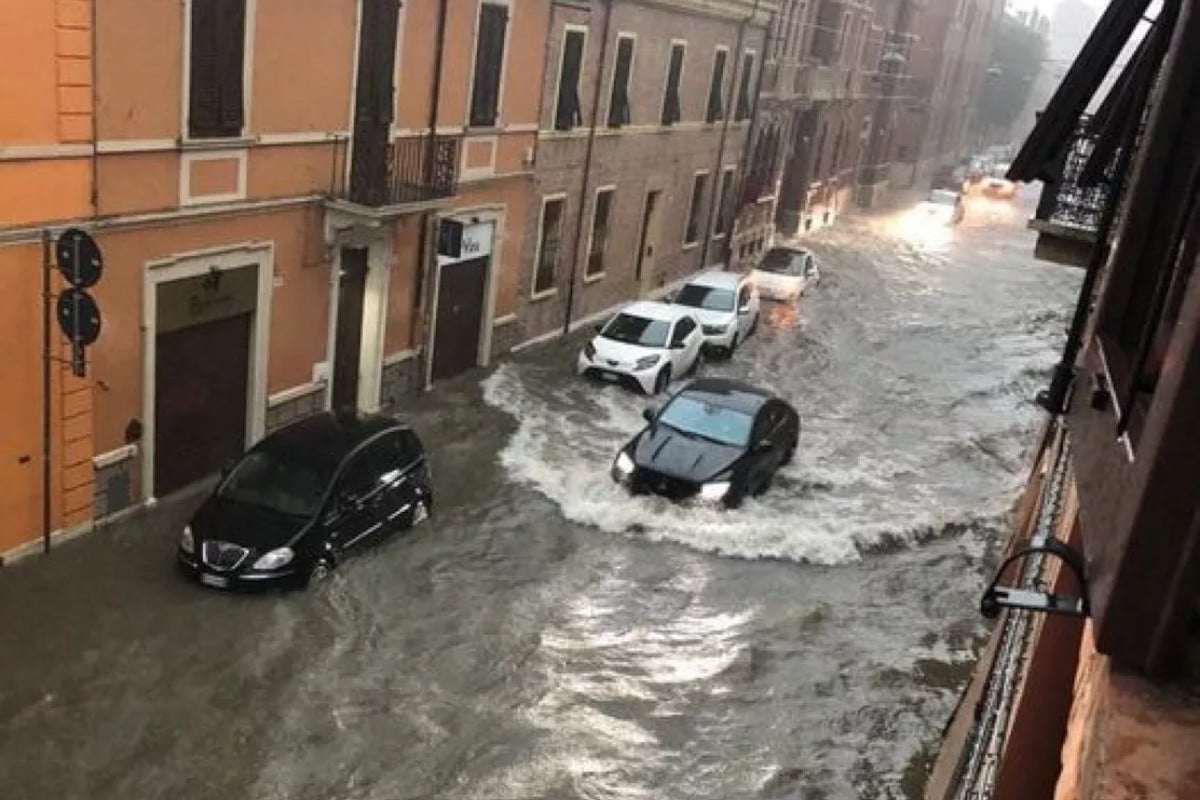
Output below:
[57,288,102,346]
[55,228,103,288]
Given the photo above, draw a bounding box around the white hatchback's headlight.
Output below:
[699,481,731,502]
[180,525,194,554]
[615,452,635,475]
[252,547,294,571]
[635,355,661,371]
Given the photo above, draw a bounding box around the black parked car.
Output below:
[611,377,800,507]
[178,411,432,590]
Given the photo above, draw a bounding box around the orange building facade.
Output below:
[0,0,548,561]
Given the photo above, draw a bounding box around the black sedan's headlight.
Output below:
[612,451,636,482]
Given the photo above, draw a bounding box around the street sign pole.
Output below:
[41,230,52,555]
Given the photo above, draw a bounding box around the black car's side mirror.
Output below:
[756,440,775,453]
[642,408,657,423]
[219,458,236,479]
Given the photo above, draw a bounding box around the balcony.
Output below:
[1029,116,1111,268]
[330,134,460,214]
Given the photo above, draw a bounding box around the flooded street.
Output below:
[0,195,1081,800]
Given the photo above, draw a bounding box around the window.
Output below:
[854,19,869,70]
[555,28,586,131]
[684,172,708,245]
[735,52,755,121]
[671,317,697,346]
[608,35,635,128]
[714,166,736,237]
[706,48,728,123]
[662,43,686,125]
[837,12,852,64]
[792,3,806,59]
[586,188,614,278]
[188,0,247,138]
[470,2,508,127]
[534,197,565,297]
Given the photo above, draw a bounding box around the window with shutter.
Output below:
[735,52,754,121]
[555,29,586,131]
[470,3,508,128]
[608,36,635,128]
[662,43,685,126]
[189,0,246,139]
[587,189,613,277]
[707,49,727,123]
[535,198,565,296]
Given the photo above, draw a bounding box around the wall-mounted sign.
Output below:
[157,265,258,334]
[437,221,493,266]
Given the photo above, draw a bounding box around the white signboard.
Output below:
[438,222,494,265]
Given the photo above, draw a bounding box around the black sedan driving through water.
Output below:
[178,411,433,590]
[611,378,800,507]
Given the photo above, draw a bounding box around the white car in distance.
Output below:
[751,246,820,303]
[577,301,704,395]
[671,269,760,358]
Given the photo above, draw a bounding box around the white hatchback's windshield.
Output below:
[603,313,671,347]
[658,396,753,448]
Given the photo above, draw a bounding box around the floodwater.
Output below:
[0,191,1081,800]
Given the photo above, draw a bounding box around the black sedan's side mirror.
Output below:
[642,408,657,423]
[756,439,775,453]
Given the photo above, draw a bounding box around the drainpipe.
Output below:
[562,0,615,337]
[410,0,449,390]
[701,0,762,269]
[90,1,99,215]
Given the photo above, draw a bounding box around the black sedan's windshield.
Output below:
[218,448,334,517]
[658,395,753,448]
[757,249,805,275]
[602,313,671,347]
[675,284,736,311]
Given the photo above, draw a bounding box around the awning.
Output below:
[1008,0,1153,183]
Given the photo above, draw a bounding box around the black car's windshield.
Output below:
[757,249,804,275]
[658,395,754,448]
[217,448,334,517]
[603,313,671,347]
[675,284,736,311]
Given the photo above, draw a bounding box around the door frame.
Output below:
[635,188,661,292]
[424,206,503,389]
[325,230,393,415]
[141,242,274,502]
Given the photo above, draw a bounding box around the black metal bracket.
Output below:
[981,535,1089,619]
[1036,363,1077,415]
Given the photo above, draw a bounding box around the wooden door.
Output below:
[154,313,251,496]
[333,247,369,410]
[431,256,488,381]
[636,190,661,295]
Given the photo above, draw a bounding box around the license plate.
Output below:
[601,372,619,382]
[199,573,229,588]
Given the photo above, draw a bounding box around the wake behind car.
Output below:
[671,269,760,357]
[577,301,704,394]
[611,378,800,508]
[178,411,432,590]
[751,246,820,303]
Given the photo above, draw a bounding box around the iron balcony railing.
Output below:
[1034,115,1111,233]
[331,134,461,208]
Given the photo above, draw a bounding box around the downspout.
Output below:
[562,0,614,337]
[90,0,99,215]
[411,0,449,390]
[701,0,762,268]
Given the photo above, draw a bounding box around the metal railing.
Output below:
[1034,116,1112,233]
[331,134,460,208]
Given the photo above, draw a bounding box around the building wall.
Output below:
[520,0,769,343]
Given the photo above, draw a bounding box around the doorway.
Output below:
[635,189,661,294]
[431,256,488,381]
[333,247,369,410]
[154,313,251,496]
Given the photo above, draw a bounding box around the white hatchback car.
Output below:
[671,269,760,357]
[751,247,820,303]
[577,301,704,394]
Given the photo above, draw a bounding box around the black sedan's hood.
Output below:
[630,425,744,482]
[190,495,311,551]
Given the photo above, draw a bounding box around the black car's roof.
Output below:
[676,378,775,414]
[262,411,406,465]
